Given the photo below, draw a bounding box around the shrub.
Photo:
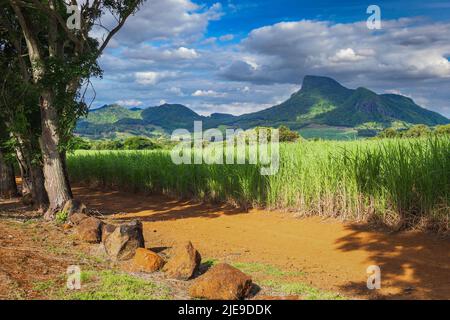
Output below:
[123,137,159,150]
[55,211,68,224]
[403,125,431,138]
[435,124,450,136]
[377,128,399,139]
[278,125,300,142]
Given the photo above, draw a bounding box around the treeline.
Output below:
[72,125,302,150]
[377,124,450,139]
[0,1,143,219]
[73,137,164,151]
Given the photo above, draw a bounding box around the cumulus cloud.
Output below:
[329,48,365,63]
[219,34,235,42]
[115,99,143,107]
[222,19,450,84]
[135,71,177,85]
[125,45,199,61]
[194,102,274,116]
[166,87,185,96]
[102,0,223,46]
[192,90,227,98]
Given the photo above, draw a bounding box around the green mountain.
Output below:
[141,104,203,131]
[218,75,448,129]
[82,104,142,124]
[75,76,449,139]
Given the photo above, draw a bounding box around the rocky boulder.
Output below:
[76,217,103,243]
[101,224,117,243]
[69,213,89,225]
[103,220,145,261]
[163,241,201,280]
[129,248,165,273]
[63,199,87,216]
[189,263,253,300]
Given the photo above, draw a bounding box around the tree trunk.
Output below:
[30,163,49,213]
[11,1,71,219]
[15,146,33,196]
[14,135,49,212]
[39,90,72,219]
[60,151,73,198]
[0,149,18,199]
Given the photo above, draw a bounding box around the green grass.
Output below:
[230,262,303,277]
[31,270,171,300]
[299,127,358,140]
[68,137,450,231]
[261,280,345,300]
[60,270,171,300]
[33,280,56,292]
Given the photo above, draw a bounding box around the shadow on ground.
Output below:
[73,186,246,222]
[335,224,450,299]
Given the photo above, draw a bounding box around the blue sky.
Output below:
[204,0,450,37]
[91,0,450,118]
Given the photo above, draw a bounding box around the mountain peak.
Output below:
[354,87,377,96]
[301,75,346,92]
[297,75,354,106]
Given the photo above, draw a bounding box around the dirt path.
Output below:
[74,186,450,300]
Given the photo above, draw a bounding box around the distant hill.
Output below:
[82,104,142,125]
[217,75,449,129]
[75,76,449,139]
[141,104,203,131]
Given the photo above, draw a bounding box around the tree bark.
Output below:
[60,151,73,198]
[0,149,18,199]
[39,90,72,219]
[13,134,49,211]
[15,145,33,196]
[30,163,49,212]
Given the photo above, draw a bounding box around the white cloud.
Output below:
[126,45,199,61]
[219,34,234,42]
[192,90,227,98]
[166,87,185,96]
[223,19,450,84]
[195,102,274,116]
[115,99,143,107]
[330,48,365,63]
[107,0,223,45]
[135,71,177,85]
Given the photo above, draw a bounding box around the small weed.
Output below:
[202,258,218,268]
[55,211,68,225]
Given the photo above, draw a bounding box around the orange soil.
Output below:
[74,186,450,300]
[0,201,94,299]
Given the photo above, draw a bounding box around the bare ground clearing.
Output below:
[1,185,449,300]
